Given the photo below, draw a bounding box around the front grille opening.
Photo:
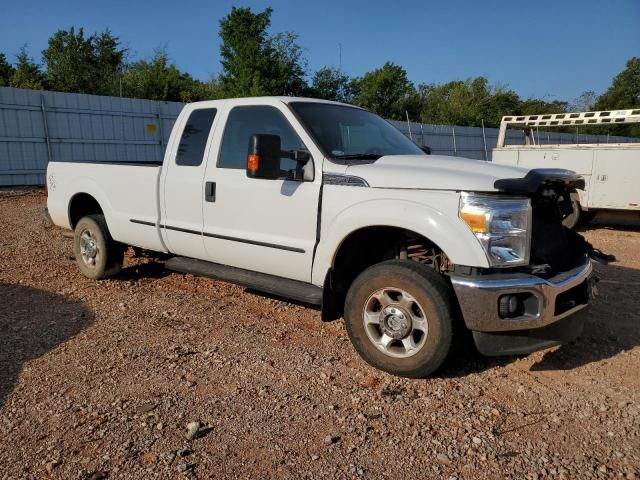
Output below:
[530,187,588,274]
[554,281,589,315]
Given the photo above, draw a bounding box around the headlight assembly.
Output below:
[459,193,532,267]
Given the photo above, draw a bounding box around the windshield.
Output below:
[289,102,425,160]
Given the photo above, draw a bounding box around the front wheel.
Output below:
[344,260,455,378]
[73,214,124,280]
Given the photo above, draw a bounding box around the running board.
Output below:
[164,256,323,306]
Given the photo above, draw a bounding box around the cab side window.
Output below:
[175,108,217,167]
[218,106,306,171]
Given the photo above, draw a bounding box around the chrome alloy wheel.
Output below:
[362,288,428,358]
[79,229,100,267]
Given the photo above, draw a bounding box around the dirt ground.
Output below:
[0,191,638,480]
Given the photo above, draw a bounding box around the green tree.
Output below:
[218,7,308,97]
[571,90,597,112]
[310,67,358,103]
[92,30,127,95]
[595,57,640,110]
[518,98,567,116]
[595,57,640,136]
[489,88,522,124]
[42,27,95,92]
[0,53,14,86]
[418,77,521,127]
[269,32,308,96]
[9,47,44,89]
[353,62,419,120]
[42,27,125,94]
[180,76,224,102]
[121,49,203,102]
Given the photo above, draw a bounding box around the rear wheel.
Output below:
[344,260,455,378]
[73,215,124,280]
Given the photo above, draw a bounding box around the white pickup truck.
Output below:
[47,97,601,378]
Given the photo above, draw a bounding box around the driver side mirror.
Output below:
[421,146,431,155]
[247,134,282,180]
[246,134,313,181]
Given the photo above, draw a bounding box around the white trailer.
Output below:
[493,108,640,225]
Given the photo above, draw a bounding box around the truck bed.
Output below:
[47,161,166,252]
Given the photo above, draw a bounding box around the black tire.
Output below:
[344,260,455,378]
[73,214,124,280]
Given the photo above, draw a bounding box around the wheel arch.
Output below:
[314,199,489,321]
[320,224,451,321]
[68,192,104,229]
[313,199,489,286]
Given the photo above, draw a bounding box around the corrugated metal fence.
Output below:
[1,86,638,186]
[387,120,640,161]
[0,87,182,186]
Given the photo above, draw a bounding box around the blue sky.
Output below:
[1,0,638,101]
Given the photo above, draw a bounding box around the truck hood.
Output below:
[344,154,530,192]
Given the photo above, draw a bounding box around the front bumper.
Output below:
[449,255,596,355]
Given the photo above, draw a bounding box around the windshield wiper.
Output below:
[334,153,382,160]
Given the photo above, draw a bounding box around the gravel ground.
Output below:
[0,191,639,480]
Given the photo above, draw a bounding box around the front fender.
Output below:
[311,194,490,286]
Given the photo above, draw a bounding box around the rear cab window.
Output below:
[176,108,217,167]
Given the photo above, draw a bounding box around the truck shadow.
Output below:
[0,283,93,407]
[437,263,640,376]
[530,263,640,371]
[117,261,173,281]
[579,213,640,232]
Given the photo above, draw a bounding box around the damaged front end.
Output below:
[450,168,613,356]
[497,168,613,273]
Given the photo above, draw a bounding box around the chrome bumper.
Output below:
[449,256,595,333]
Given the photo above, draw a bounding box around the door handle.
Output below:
[205,181,216,202]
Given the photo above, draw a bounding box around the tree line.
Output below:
[0,7,638,133]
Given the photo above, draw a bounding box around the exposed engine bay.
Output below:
[496,168,615,275]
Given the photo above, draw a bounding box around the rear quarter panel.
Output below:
[47,162,165,251]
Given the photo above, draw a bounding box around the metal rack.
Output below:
[497,108,640,147]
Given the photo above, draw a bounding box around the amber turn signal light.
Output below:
[459,210,488,233]
[247,154,260,172]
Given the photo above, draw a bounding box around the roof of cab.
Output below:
[186,96,360,109]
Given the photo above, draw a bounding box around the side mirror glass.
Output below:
[247,134,282,180]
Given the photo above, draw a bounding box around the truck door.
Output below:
[201,103,321,283]
[161,106,219,259]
